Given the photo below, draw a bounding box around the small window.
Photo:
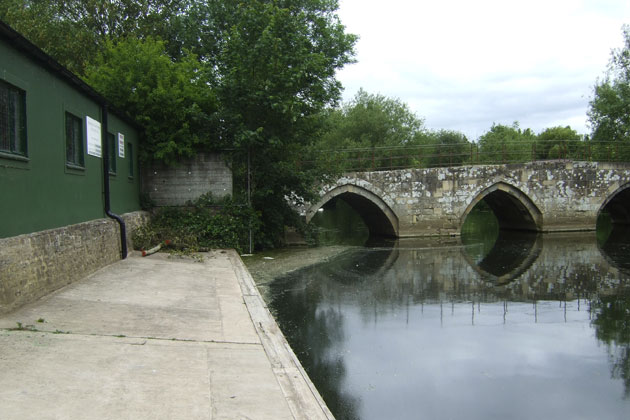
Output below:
[107,132,116,174]
[127,142,134,178]
[65,112,84,167]
[0,79,27,157]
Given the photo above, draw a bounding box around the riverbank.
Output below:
[0,250,333,420]
[242,245,355,299]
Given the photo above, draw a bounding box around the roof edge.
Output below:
[0,20,139,128]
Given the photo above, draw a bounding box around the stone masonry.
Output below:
[305,161,630,237]
[0,211,149,315]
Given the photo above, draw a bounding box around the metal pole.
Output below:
[247,147,252,254]
[532,143,536,161]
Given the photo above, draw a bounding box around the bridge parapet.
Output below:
[305,161,630,237]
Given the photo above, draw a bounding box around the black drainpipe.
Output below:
[102,104,128,259]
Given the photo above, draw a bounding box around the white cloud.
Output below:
[336,0,630,139]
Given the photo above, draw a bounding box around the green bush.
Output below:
[133,194,260,254]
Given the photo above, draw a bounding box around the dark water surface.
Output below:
[268,226,630,419]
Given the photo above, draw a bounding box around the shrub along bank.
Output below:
[132,194,260,255]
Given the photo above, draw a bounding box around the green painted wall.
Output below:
[0,40,141,239]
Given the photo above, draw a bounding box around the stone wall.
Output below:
[306,161,630,237]
[0,211,149,315]
[143,152,232,206]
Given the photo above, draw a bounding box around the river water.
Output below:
[265,205,630,420]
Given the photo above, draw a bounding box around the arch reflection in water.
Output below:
[268,235,630,420]
[461,197,542,285]
[598,225,630,274]
[463,230,542,284]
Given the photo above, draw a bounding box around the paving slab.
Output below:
[0,250,333,420]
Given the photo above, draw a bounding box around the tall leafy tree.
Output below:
[589,25,630,144]
[535,126,582,160]
[0,0,190,73]
[317,90,429,170]
[478,122,536,163]
[0,0,97,74]
[317,91,473,170]
[319,89,426,149]
[423,130,470,168]
[84,37,218,164]
[214,0,357,247]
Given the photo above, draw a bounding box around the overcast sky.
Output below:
[335,0,630,141]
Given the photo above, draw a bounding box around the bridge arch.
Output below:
[461,182,543,232]
[306,184,399,237]
[599,182,630,225]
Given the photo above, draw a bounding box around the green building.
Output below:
[0,21,141,240]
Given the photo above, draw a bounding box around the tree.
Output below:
[84,37,218,164]
[319,89,426,149]
[317,90,428,170]
[478,122,536,163]
[589,25,630,145]
[213,0,357,247]
[535,126,582,160]
[316,91,473,170]
[0,0,97,74]
[0,0,190,74]
[422,130,470,168]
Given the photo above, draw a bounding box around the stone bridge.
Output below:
[303,161,630,237]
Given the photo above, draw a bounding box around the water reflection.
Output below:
[599,224,630,275]
[269,258,363,419]
[463,231,542,284]
[592,293,630,399]
[268,232,630,420]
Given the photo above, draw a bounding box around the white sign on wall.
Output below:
[118,133,125,158]
[86,116,102,158]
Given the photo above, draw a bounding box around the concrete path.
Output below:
[0,250,333,420]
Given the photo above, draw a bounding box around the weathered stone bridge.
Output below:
[303,161,630,237]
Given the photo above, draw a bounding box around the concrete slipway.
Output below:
[0,250,333,420]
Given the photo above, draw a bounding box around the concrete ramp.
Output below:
[0,251,332,420]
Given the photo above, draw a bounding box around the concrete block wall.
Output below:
[143,153,233,206]
[0,211,149,315]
